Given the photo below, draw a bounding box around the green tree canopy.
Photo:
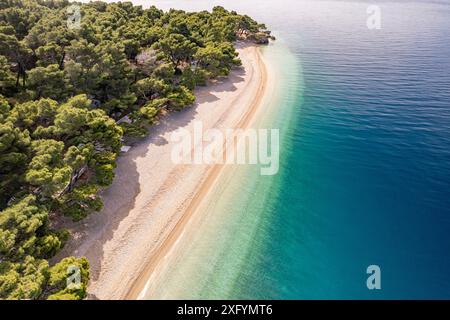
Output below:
[0,0,270,300]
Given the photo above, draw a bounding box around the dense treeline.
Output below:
[0,0,271,300]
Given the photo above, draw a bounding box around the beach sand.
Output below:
[54,43,271,300]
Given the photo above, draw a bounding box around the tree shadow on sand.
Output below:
[51,64,247,294]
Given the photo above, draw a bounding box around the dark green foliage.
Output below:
[59,184,103,221]
[45,256,89,300]
[0,0,269,300]
[0,56,15,95]
[0,195,48,260]
[0,255,48,300]
[119,122,148,138]
[167,86,196,111]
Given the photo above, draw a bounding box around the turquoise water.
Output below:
[141,0,450,299]
[144,43,301,299]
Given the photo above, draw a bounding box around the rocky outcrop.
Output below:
[236,29,275,45]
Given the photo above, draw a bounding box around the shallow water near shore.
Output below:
[101,0,450,299]
[142,42,301,299]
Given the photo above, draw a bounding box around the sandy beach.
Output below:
[54,43,271,300]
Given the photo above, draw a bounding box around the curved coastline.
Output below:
[135,41,302,300]
[127,44,270,300]
[55,43,273,300]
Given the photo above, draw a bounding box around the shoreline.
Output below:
[127,45,269,300]
[54,43,271,300]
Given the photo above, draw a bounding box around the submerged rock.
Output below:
[253,32,270,44]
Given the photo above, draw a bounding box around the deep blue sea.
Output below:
[141,0,450,299]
